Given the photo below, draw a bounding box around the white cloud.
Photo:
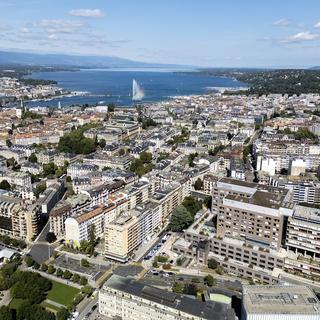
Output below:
[314,21,320,28]
[69,9,105,18]
[273,18,291,27]
[20,27,29,33]
[282,31,319,43]
[33,19,84,34]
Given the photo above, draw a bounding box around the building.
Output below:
[0,195,40,240]
[104,202,161,262]
[212,178,294,250]
[99,275,236,320]
[65,203,116,247]
[286,205,320,260]
[242,285,320,320]
[67,163,99,180]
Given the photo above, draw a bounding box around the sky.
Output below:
[1,0,320,67]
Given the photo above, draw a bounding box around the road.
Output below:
[77,296,98,320]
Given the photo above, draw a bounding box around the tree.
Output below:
[194,178,203,190]
[45,232,56,243]
[56,308,70,320]
[188,153,198,167]
[172,282,184,294]
[140,151,152,164]
[28,153,38,163]
[88,225,96,245]
[72,273,80,283]
[81,259,90,268]
[6,139,12,148]
[56,268,63,277]
[47,265,56,274]
[0,180,11,191]
[98,139,106,148]
[168,205,193,232]
[63,270,72,279]
[25,255,35,267]
[34,182,46,198]
[0,306,14,320]
[41,264,48,272]
[81,285,93,296]
[181,196,202,217]
[208,258,219,270]
[216,266,224,275]
[80,276,88,286]
[204,274,216,287]
[107,103,116,113]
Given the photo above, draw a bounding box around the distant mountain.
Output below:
[309,66,320,70]
[0,50,187,69]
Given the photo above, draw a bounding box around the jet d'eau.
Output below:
[132,79,145,101]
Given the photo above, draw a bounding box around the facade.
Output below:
[65,203,116,247]
[104,202,162,262]
[242,285,320,320]
[286,205,320,260]
[0,195,39,240]
[99,275,236,320]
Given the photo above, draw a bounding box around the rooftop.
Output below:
[243,285,320,315]
[102,275,235,320]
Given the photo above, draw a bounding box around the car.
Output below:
[92,305,97,311]
[152,272,159,276]
[170,260,174,264]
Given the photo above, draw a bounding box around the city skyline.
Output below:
[1,0,320,67]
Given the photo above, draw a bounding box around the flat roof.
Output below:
[294,205,320,223]
[243,285,320,315]
[102,275,235,320]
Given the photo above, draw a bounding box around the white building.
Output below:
[99,275,236,320]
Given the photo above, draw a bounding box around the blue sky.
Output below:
[1,0,320,67]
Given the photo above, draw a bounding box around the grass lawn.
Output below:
[47,280,80,306]
[9,298,26,310]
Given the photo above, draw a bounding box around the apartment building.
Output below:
[0,171,32,190]
[67,163,99,180]
[49,194,90,237]
[286,205,320,260]
[99,275,236,320]
[104,202,161,262]
[0,195,39,240]
[270,176,320,206]
[65,203,116,247]
[151,178,191,223]
[242,285,320,320]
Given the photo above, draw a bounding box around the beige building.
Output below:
[0,195,39,241]
[105,202,162,262]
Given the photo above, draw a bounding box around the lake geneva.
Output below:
[26,68,246,107]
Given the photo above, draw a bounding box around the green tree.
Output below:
[56,308,70,320]
[88,225,96,245]
[81,285,93,296]
[172,282,184,294]
[182,196,202,217]
[28,153,38,163]
[47,265,56,274]
[56,268,63,277]
[34,182,46,198]
[79,276,88,286]
[194,177,203,190]
[204,274,216,287]
[0,306,14,320]
[107,103,116,113]
[63,270,72,279]
[41,264,48,272]
[168,205,193,232]
[81,259,90,268]
[0,180,11,191]
[208,258,219,270]
[24,255,34,267]
[72,273,80,283]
